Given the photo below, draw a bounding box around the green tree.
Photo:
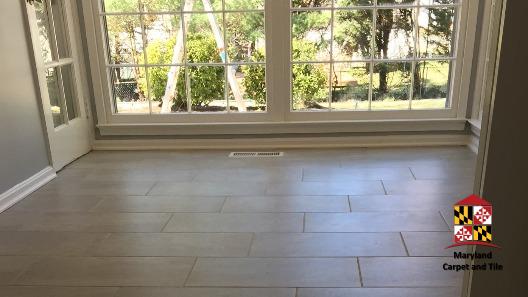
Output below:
[292,40,328,108]
[241,51,266,106]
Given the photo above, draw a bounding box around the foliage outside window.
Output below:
[291,0,458,111]
[101,0,266,114]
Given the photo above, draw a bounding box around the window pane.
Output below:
[144,14,182,64]
[331,62,370,110]
[291,0,332,8]
[49,0,70,59]
[185,0,222,12]
[110,67,148,113]
[141,0,183,12]
[45,67,65,127]
[189,66,226,112]
[292,63,330,111]
[333,9,373,60]
[418,7,455,58]
[185,13,224,64]
[292,11,332,62]
[145,66,188,113]
[412,60,450,109]
[226,12,265,63]
[371,62,411,110]
[60,64,78,120]
[336,0,374,6]
[103,0,140,13]
[375,9,414,59]
[230,64,266,112]
[225,0,264,10]
[105,15,143,64]
[34,1,53,63]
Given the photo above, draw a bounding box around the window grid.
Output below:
[99,0,266,115]
[290,0,461,112]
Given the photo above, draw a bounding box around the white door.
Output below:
[26,0,91,170]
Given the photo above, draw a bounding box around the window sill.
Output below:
[97,118,467,136]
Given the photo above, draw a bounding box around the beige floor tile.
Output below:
[249,233,406,257]
[298,287,461,297]
[0,256,40,285]
[7,194,103,212]
[93,196,225,213]
[186,258,361,287]
[15,257,195,286]
[266,181,385,196]
[114,287,296,297]
[382,179,474,195]
[402,232,467,256]
[149,182,267,196]
[348,195,458,211]
[222,196,349,213]
[305,212,449,232]
[359,257,464,287]
[0,212,171,232]
[410,165,476,180]
[40,180,155,196]
[0,286,118,297]
[303,167,414,181]
[94,233,252,257]
[163,213,303,232]
[193,168,302,182]
[0,231,106,256]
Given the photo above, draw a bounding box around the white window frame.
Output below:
[82,0,479,135]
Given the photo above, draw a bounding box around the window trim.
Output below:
[82,0,480,134]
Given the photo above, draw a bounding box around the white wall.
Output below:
[0,0,50,193]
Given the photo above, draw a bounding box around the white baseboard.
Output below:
[94,134,471,150]
[0,166,56,213]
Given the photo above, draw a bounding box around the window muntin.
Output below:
[290,0,458,112]
[100,0,266,114]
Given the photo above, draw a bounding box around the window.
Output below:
[84,0,476,131]
[34,0,79,127]
[290,0,458,112]
[100,0,266,114]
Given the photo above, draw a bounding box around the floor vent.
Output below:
[229,152,284,158]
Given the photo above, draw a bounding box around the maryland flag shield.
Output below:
[447,195,498,248]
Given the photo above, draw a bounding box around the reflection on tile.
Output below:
[222,196,349,213]
[359,257,464,287]
[163,213,303,232]
[16,257,195,286]
[93,196,225,213]
[298,287,461,297]
[186,258,361,287]
[383,179,474,195]
[250,233,406,257]
[149,182,267,196]
[94,233,252,257]
[305,212,449,232]
[114,287,296,297]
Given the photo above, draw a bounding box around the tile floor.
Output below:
[0,146,477,296]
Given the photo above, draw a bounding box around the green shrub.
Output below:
[291,40,328,108]
[241,51,266,106]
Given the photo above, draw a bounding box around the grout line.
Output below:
[159,213,175,232]
[182,257,199,287]
[356,257,364,287]
[408,167,417,180]
[247,233,255,257]
[399,232,410,256]
[302,213,306,232]
[439,210,452,230]
[144,181,158,196]
[295,287,299,297]
[380,180,388,195]
[219,196,229,213]
[347,195,352,212]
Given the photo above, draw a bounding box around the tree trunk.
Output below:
[201,0,246,112]
[375,10,393,95]
[160,0,195,113]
